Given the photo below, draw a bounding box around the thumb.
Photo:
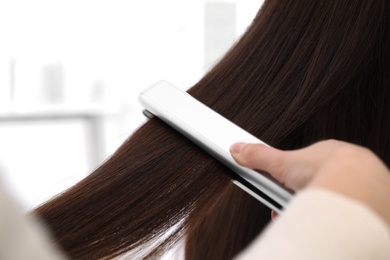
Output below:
[230,142,289,186]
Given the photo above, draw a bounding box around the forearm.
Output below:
[236,188,390,260]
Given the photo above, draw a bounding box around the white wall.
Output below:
[0,0,264,210]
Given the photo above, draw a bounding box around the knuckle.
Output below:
[239,144,258,165]
[317,139,341,148]
[268,152,287,182]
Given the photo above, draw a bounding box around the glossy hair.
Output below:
[35,0,390,259]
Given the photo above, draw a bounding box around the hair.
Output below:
[34,0,390,259]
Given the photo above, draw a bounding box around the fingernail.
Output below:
[230,142,247,154]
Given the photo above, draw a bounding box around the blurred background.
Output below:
[0,0,264,210]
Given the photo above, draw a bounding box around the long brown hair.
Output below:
[35,0,390,259]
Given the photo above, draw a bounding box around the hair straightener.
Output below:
[138,81,293,213]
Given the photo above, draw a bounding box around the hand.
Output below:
[230,140,390,225]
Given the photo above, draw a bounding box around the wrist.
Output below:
[310,150,390,226]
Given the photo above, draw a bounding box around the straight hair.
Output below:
[35,0,390,259]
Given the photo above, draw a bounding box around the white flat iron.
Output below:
[138,80,293,213]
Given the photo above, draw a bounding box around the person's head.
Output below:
[35,0,390,259]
